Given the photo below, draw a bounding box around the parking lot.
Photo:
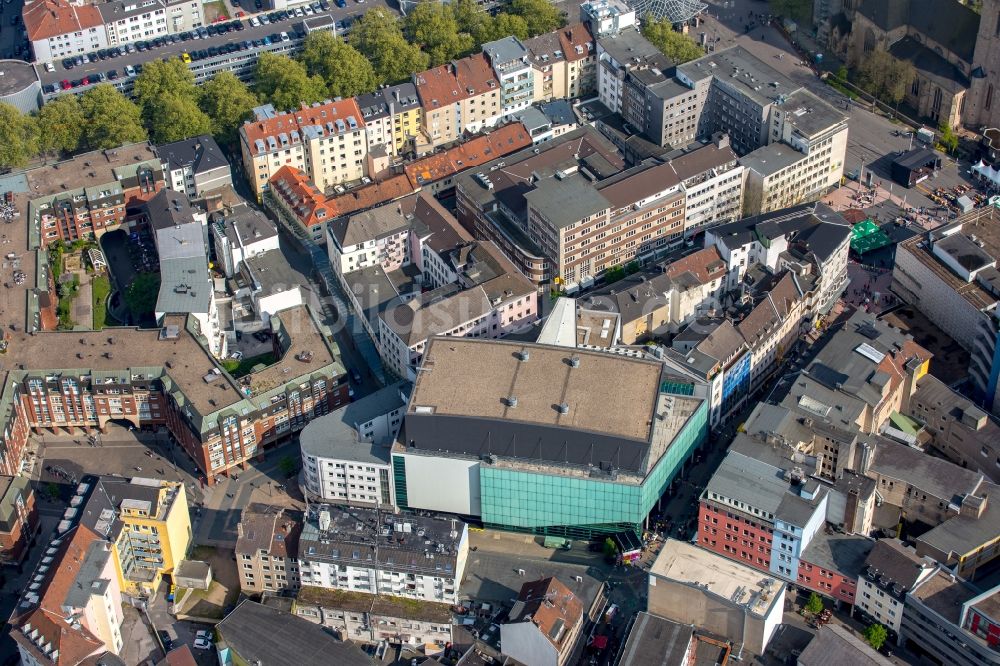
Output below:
[0,0,28,61]
[39,0,396,93]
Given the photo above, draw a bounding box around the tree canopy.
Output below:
[350,8,430,85]
[863,623,888,650]
[300,32,379,98]
[255,52,328,111]
[509,0,564,37]
[36,96,84,156]
[198,72,259,144]
[641,18,704,64]
[0,103,38,170]
[149,94,214,144]
[856,49,916,106]
[404,1,473,66]
[79,85,147,150]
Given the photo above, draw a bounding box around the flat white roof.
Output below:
[649,539,785,618]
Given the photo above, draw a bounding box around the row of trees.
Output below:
[254,0,568,109]
[855,49,917,110]
[0,0,567,169]
[0,64,259,169]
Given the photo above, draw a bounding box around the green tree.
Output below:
[863,623,888,650]
[255,53,328,111]
[450,0,491,46]
[132,58,199,127]
[148,94,214,144]
[856,49,914,109]
[300,32,379,98]
[641,18,704,64]
[124,272,160,321]
[768,0,812,22]
[805,592,824,614]
[939,122,959,154]
[79,85,147,150]
[199,72,259,144]
[482,13,530,42]
[36,96,84,157]
[602,537,617,557]
[45,483,60,501]
[509,0,564,37]
[0,103,38,170]
[404,0,473,66]
[350,8,430,85]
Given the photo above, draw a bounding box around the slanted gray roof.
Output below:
[299,382,409,463]
[156,135,229,176]
[216,600,372,666]
[156,256,212,315]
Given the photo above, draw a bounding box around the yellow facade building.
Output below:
[105,478,191,598]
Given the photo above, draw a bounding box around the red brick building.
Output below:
[0,475,37,564]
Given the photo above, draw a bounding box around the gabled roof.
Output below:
[156,135,229,176]
[663,246,726,286]
[506,577,584,651]
[10,525,108,665]
[24,0,104,42]
[269,166,335,228]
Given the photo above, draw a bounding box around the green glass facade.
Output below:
[392,457,409,510]
[480,400,707,538]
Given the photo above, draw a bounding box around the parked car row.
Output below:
[44,64,141,93]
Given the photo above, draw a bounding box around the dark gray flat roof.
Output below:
[299,382,408,463]
[217,600,372,666]
[618,612,693,666]
[0,60,39,96]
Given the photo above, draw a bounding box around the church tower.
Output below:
[966,0,1000,128]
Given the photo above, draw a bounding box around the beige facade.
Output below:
[239,99,368,200]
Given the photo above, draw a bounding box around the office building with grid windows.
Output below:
[391,338,708,539]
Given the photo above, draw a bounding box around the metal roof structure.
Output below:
[630,0,706,24]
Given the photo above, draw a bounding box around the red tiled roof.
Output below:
[269,166,335,228]
[10,526,107,665]
[663,246,727,285]
[454,54,499,97]
[514,577,584,652]
[24,0,103,42]
[558,23,596,62]
[404,122,532,188]
[325,174,414,220]
[414,62,467,111]
[242,99,366,157]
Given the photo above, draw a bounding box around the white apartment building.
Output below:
[298,506,470,605]
[25,0,109,63]
[706,201,851,314]
[328,204,413,278]
[211,206,280,278]
[99,0,169,46]
[300,382,409,508]
[856,540,936,640]
[378,241,539,381]
[240,99,369,200]
[164,0,203,33]
[157,134,233,198]
[674,135,746,235]
[580,0,636,37]
[148,190,225,357]
[483,37,534,117]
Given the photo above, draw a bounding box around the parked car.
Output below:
[193,638,211,650]
[249,16,259,26]
[230,351,244,361]
[158,631,173,651]
[124,64,136,77]
[59,79,71,90]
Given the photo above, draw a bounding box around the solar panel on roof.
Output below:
[855,343,885,364]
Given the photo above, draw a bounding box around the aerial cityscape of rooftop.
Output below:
[0,0,999,664]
